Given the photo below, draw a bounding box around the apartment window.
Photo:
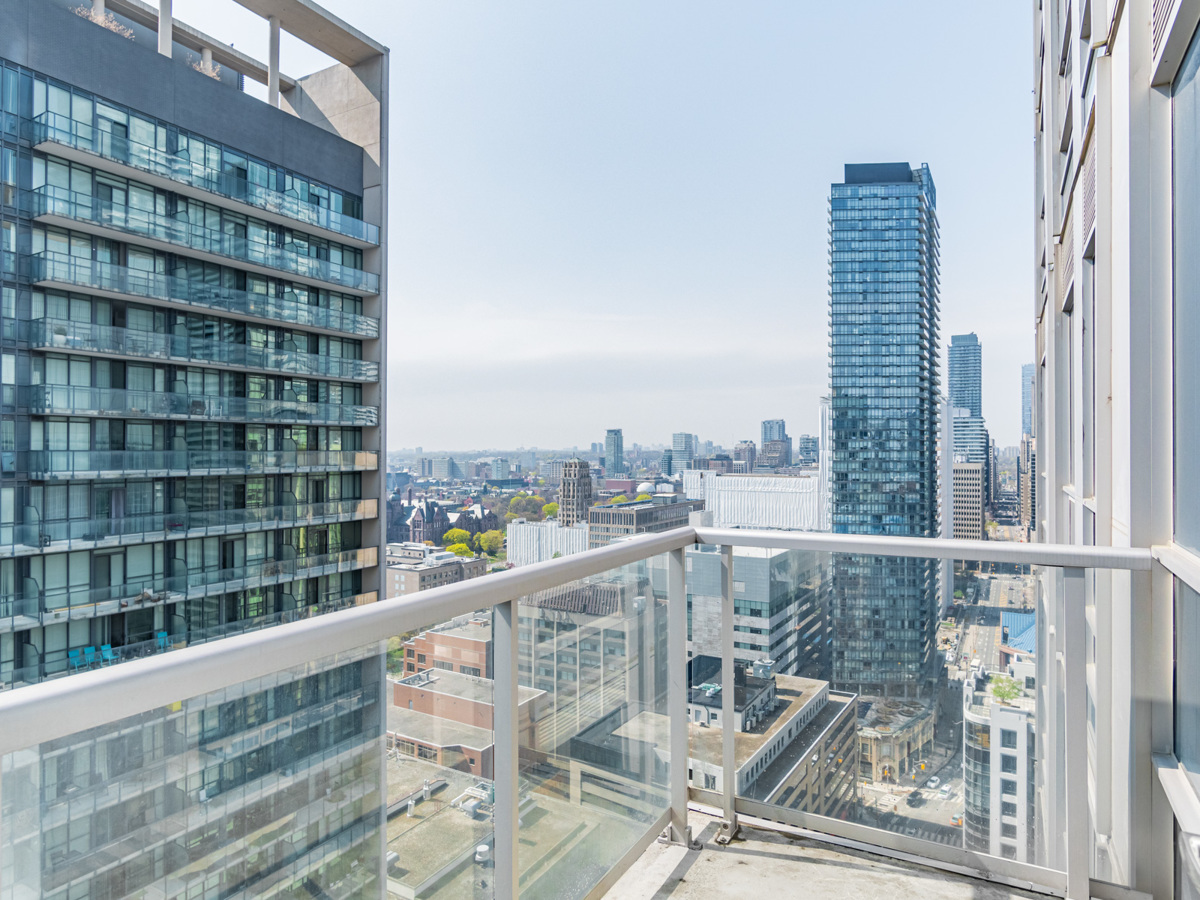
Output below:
[1001,778,1017,796]
[459,666,480,677]
[1001,754,1018,774]
[1000,729,1017,749]
[1002,801,1017,818]
[1000,843,1017,860]
[417,653,426,664]
[433,660,453,671]
[1175,24,1200,554]
[1001,822,1017,839]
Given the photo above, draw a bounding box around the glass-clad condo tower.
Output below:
[828,163,940,698]
[0,0,388,895]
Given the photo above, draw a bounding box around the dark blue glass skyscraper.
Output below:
[949,333,983,417]
[828,163,941,697]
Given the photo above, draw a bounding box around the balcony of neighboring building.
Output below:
[20,447,378,481]
[28,186,380,295]
[30,112,380,248]
[21,383,378,427]
[31,252,380,339]
[0,497,377,558]
[27,317,379,382]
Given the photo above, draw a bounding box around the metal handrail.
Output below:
[0,526,1155,755]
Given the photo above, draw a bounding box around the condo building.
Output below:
[0,0,388,896]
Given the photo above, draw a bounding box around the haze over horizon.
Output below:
[174,0,1033,451]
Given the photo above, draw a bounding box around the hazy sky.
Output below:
[173,1,1033,452]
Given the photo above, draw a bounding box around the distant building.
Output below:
[755,439,793,471]
[856,697,937,783]
[559,459,593,526]
[661,447,675,476]
[795,434,819,467]
[507,518,589,566]
[733,440,757,471]
[953,461,986,541]
[672,432,695,471]
[605,428,625,475]
[963,658,1037,862]
[431,457,462,480]
[408,499,452,544]
[761,419,788,446]
[952,409,992,505]
[949,333,983,418]
[587,498,702,549]
[1018,435,1037,536]
[385,545,487,598]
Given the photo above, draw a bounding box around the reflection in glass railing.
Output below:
[31,252,380,338]
[31,111,380,245]
[30,186,379,293]
[29,318,379,381]
[22,383,378,426]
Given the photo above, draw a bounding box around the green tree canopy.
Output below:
[441,528,472,547]
[990,676,1021,703]
[634,493,652,501]
[446,543,473,557]
[609,494,628,505]
[542,502,559,518]
[479,530,505,555]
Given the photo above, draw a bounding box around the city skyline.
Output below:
[168,0,1032,451]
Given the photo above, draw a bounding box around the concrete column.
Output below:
[201,47,212,71]
[267,15,281,107]
[157,0,172,58]
[92,0,105,15]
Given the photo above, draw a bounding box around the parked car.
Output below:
[927,776,941,789]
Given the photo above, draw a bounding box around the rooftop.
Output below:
[386,706,492,751]
[393,669,541,706]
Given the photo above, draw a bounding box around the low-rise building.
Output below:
[682,470,828,532]
[402,617,494,678]
[587,498,703,549]
[856,697,937,784]
[386,546,487,598]
[507,518,589,566]
[963,657,1037,862]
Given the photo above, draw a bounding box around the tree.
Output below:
[446,543,473,557]
[479,530,505,555]
[442,528,471,547]
[990,675,1021,703]
[542,502,559,518]
[609,494,628,505]
[634,493,652,501]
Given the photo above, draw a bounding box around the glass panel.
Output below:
[1,647,386,899]
[1178,580,1200,795]
[517,555,671,899]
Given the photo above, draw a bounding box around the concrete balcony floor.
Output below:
[612,810,1044,900]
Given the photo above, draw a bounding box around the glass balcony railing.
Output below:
[0,498,376,556]
[0,547,377,640]
[22,448,379,480]
[22,384,378,426]
[31,112,380,245]
[29,318,380,382]
[29,186,380,294]
[32,252,380,338]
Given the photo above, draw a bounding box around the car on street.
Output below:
[927,776,941,789]
[905,790,924,808]
[950,815,963,826]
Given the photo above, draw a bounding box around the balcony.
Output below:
[21,448,379,480]
[29,186,380,295]
[0,546,378,643]
[31,252,380,338]
[31,112,380,247]
[28,318,380,382]
[0,527,1177,900]
[0,498,376,558]
[22,383,379,426]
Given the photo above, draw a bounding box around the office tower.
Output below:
[949,332,983,417]
[1018,435,1036,536]
[605,428,625,475]
[672,431,695,471]
[0,0,388,894]
[559,458,593,527]
[952,461,985,541]
[828,162,940,698]
[1021,362,1035,437]
[661,447,674,476]
[761,418,788,447]
[755,439,793,470]
[1034,1,1200,889]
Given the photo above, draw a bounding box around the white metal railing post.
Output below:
[1062,567,1089,898]
[666,547,691,845]
[493,600,520,900]
[718,544,739,843]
